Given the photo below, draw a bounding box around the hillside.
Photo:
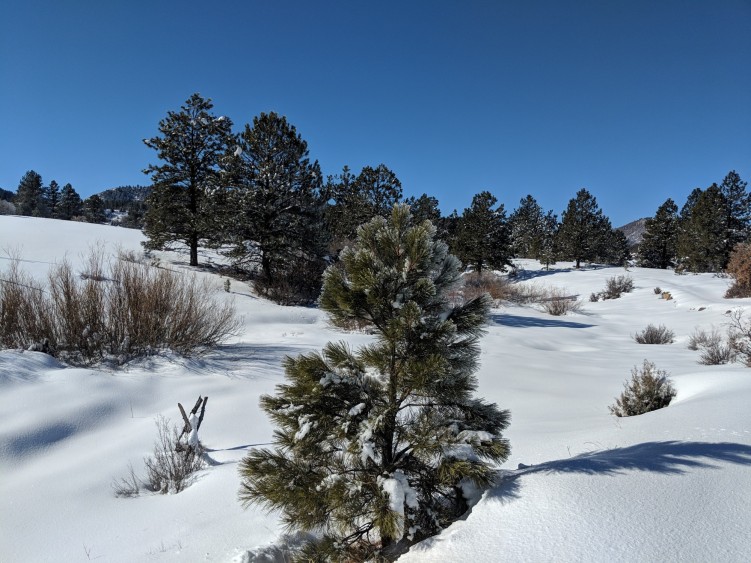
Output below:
[1,215,750,562]
[617,217,648,248]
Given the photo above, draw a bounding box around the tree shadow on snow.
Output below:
[489,313,596,329]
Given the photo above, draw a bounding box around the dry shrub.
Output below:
[590,274,634,302]
[653,287,662,295]
[460,272,511,304]
[540,287,582,316]
[725,242,751,298]
[725,309,751,366]
[633,324,675,344]
[699,342,735,365]
[687,327,722,351]
[609,360,676,417]
[0,250,239,364]
[143,416,205,494]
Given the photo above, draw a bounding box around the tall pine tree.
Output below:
[45,180,60,218]
[509,195,545,258]
[15,170,45,217]
[676,185,728,272]
[142,93,234,266]
[239,205,510,561]
[58,183,82,220]
[454,191,511,273]
[720,170,750,259]
[557,188,612,268]
[226,112,326,302]
[638,198,678,269]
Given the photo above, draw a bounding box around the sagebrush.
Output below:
[609,360,676,417]
[0,250,239,364]
[591,274,634,302]
[143,416,205,494]
[633,324,675,345]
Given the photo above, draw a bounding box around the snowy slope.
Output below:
[1,215,750,562]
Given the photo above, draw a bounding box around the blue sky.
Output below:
[1,0,749,226]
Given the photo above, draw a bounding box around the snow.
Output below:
[1,215,750,562]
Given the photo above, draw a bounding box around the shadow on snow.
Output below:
[489,313,596,329]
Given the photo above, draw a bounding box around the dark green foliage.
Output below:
[15,170,46,217]
[46,180,60,218]
[609,360,676,417]
[404,193,441,226]
[598,228,630,266]
[142,93,234,266]
[226,112,326,304]
[83,194,106,223]
[538,210,558,269]
[720,170,750,258]
[0,187,15,201]
[556,189,614,268]
[58,183,83,220]
[638,198,678,268]
[509,195,545,258]
[454,191,511,274]
[239,205,510,561]
[676,185,728,272]
[325,164,403,254]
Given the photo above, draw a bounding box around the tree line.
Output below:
[138,94,642,303]
[5,171,106,223]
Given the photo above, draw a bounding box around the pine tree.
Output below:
[638,198,678,269]
[509,195,545,258]
[58,183,83,220]
[676,185,728,272]
[454,191,511,273]
[83,194,106,223]
[45,180,60,218]
[538,209,558,269]
[325,164,403,254]
[15,170,45,217]
[226,112,326,302]
[239,205,510,561]
[557,188,612,268]
[142,93,234,266]
[720,170,750,258]
[404,193,441,225]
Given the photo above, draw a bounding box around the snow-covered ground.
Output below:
[1,215,749,562]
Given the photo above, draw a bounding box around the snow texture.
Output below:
[0,215,750,562]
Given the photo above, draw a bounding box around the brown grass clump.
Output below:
[0,249,239,364]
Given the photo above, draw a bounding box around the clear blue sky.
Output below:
[1,0,749,226]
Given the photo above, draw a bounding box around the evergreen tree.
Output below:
[239,205,510,561]
[325,164,403,254]
[720,170,750,257]
[58,183,83,220]
[15,170,45,217]
[598,228,630,266]
[45,180,60,218]
[556,188,612,268]
[454,191,511,273]
[142,93,234,266]
[638,198,678,269]
[404,193,441,225]
[509,195,545,258]
[83,194,106,223]
[538,209,558,270]
[226,112,326,301]
[676,185,728,272]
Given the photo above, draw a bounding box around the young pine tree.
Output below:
[46,180,60,218]
[58,183,83,220]
[15,170,46,217]
[638,198,678,269]
[239,205,510,561]
[454,191,512,274]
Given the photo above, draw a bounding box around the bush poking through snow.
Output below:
[687,327,723,351]
[653,286,662,295]
[541,288,582,316]
[609,360,676,417]
[633,324,675,344]
[458,272,510,305]
[0,249,239,364]
[144,416,205,494]
[591,274,634,302]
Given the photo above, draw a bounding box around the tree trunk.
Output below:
[190,233,199,266]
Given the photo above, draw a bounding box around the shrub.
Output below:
[687,327,722,351]
[609,360,676,417]
[541,288,582,316]
[143,416,205,494]
[460,272,510,305]
[603,274,634,299]
[698,342,735,365]
[725,242,751,298]
[653,286,662,295]
[633,324,675,344]
[0,250,239,364]
[725,309,751,366]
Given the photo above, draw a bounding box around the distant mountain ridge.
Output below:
[616,217,647,248]
[95,185,152,206]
